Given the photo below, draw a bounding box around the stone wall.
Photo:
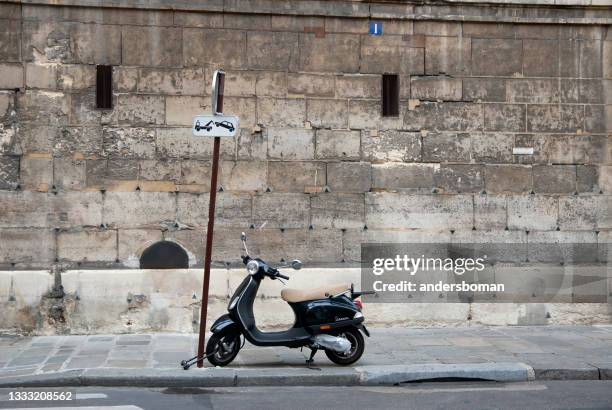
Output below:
[0,0,611,331]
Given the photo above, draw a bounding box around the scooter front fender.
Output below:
[210,314,240,336]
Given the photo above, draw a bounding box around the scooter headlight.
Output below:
[246,260,260,275]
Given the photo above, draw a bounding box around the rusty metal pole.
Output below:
[197,72,224,368]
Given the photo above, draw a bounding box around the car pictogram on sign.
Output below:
[214,121,235,132]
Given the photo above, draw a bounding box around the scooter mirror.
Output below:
[240,232,247,242]
[291,260,302,270]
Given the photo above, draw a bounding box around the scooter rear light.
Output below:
[354,299,363,310]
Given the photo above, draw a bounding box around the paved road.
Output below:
[0,381,611,410]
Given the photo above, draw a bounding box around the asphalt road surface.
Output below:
[0,381,611,410]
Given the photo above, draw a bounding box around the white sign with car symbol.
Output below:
[192,115,239,137]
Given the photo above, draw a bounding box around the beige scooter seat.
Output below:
[281,283,351,303]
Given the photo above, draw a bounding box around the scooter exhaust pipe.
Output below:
[312,334,351,354]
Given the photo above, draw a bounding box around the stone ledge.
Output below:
[4,0,611,24]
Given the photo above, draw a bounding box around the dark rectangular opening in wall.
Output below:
[96,65,113,109]
[382,74,399,117]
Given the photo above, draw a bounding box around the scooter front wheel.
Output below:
[324,328,365,366]
[206,333,240,367]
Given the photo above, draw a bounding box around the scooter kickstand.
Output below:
[305,348,321,371]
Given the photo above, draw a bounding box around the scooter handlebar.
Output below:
[276,273,289,280]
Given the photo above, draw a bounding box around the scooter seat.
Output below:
[281,283,351,303]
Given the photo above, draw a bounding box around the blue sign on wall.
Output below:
[369,21,382,36]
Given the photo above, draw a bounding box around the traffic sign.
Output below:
[369,21,382,36]
[192,115,239,137]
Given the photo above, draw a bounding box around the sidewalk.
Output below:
[1,326,611,387]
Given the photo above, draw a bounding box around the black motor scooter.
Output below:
[182,232,372,369]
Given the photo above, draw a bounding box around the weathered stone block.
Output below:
[325,17,368,34]
[425,36,470,75]
[0,63,23,89]
[177,192,252,228]
[361,35,424,75]
[422,132,471,162]
[122,26,182,67]
[221,161,267,192]
[0,228,55,264]
[85,159,106,188]
[68,92,102,126]
[58,229,117,263]
[287,73,334,97]
[113,67,138,92]
[474,194,507,230]
[180,160,210,186]
[0,19,21,62]
[166,97,205,126]
[584,105,606,133]
[255,71,287,97]
[484,104,526,132]
[57,64,96,91]
[472,39,522,76]
[533,165,576,194]
[485,165,532,193]
[102,127,156,159]
[137,68,206,95]
[23,21,121,64]
[306,99,348,129]
[270,15,325,31]
[103,192,176,228]
[156,127,235,160]
[115,95,165,126]
[365,193,473,230]
[410,76,462,101]
[257,97,306,128]
[576,165,599,193]
[225,13,271,30]
[507,195,558,231]
[257,228,343,264]
[247,31,298,71]
[471,132,514,164]
[349,100,403,130]
[173,11,224,28]
[139,159,181,182]
[17,91,69,126]
[184,28,246,68]
[237,128,267,160]
[253,193,309,229]
[106,158,139,182]
[599,166,612,194]
[20,154,53,191]
[520,134,607,165]
[560,40,602,78]
[372,163,437,191]
[53,157,86,191]
[51,191,103,228]
[462,78,506,102]
[315,129,360,160]
[0,155,19,189]
[416,21,461,36]
[51,126,97,158]
[268,161,325,193]
[24,63,58,90]
[361,130,421,163]
[299,33,360,73]
[224,96,257,128]
[0,191,51,228]
[527,105,584,133]
[604,41,612,79]
[224,70,256,97]
[327,162,371,193]
[335,75,380,99]
[311,193,364,229]
[558,195,611,230]
[507,79,560,104]
[435,164,484,193]
[436,103,483,131]
[523,39,559,77]
[267,128,314,160]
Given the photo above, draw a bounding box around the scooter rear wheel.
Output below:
[206,333,240,367]
[324,328,364,366]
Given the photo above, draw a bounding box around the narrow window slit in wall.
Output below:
[96,65,113,109]
[382,74,399,117]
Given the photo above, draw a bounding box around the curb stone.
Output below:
[0,363,535,388]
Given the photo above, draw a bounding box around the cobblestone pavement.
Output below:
[1,326,611,380]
